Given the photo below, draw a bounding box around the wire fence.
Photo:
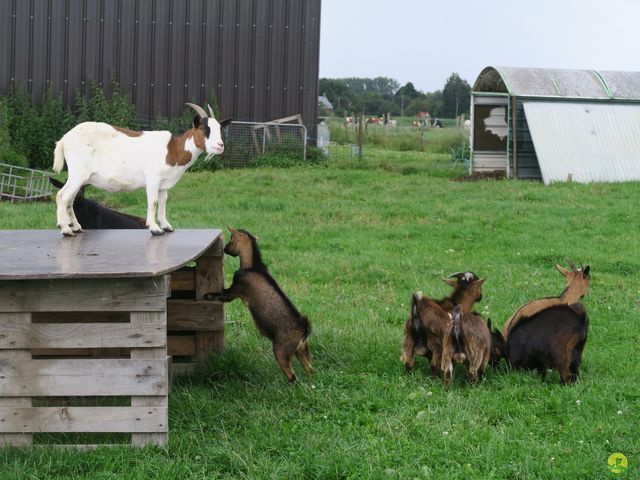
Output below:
[0,163,54,202]
[221,121,307,168]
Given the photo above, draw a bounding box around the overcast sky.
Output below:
[319,0,640,92]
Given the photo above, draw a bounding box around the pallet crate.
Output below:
[0,163,54,202]
[0,229,224,447]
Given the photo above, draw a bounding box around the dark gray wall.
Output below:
[0,0,321,126]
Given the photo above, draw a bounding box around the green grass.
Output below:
[0,149,638,479]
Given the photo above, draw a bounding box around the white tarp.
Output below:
[523,102,640,184]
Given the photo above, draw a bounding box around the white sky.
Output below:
[319,0,640,92]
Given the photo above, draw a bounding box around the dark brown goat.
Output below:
[491,303,589,384]
[50,178,146,229]
[401,272,486,376]
[212,227,312,383]
[502,261,590,340]
[441,305,491,387]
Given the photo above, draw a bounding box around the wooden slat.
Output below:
[195,239,225,359]
[131,314,168,445]
[0,317,166,349]
[0,407,167,433]
[32,312,129,323]
[167,300,224,331]
[31,348,129,358]
[167,336,197,356]
[170,269,195,291]
[0,358,168,396]
[0,336,32,446]
[0,278,167,312]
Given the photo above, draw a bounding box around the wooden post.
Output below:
[358,114,365,158]
[512,95,518,179]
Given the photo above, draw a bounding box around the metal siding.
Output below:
[235,0,254,120]
[135,0,153,120]
[269,0,286,119]
[284,0,302,116]
[30,0,48,100]
[0,0,12,92]
[252,0,270,121]
[0,0,321,127]
[523,102,640,184]
[185,0,204,105]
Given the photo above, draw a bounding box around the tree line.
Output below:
[318,73,471,119]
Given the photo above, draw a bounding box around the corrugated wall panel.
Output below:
[252,0,270,121]
[31,0,49,100]
[0,0,12,93]
[523,102,640,184]
[136,0,153,120]
[235,0,254,120]
[0,0,320,127]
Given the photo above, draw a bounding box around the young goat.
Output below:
[502,260,590,340]
[401,272,486,376]
[211,227,312,383]
[52,103,231,236]
[441,304,491,387]
[49,178,146,229]
[490,303,589,385]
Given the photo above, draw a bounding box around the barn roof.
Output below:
[473,66,640,100]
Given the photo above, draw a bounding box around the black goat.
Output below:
[491,303,589,385]
[50,178,146,229]
[212,227,312,383]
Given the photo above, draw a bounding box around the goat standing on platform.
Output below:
[212,227,313,383]
[52,103,231,236]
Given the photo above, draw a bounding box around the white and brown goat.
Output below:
[52,103,231,236]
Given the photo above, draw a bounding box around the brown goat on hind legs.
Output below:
[211,227,312,383]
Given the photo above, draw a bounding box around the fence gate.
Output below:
[222,121,307,168]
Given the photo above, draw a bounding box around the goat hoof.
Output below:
[162,226,174,233]
[61,229,76,237]
[149,228,165,236]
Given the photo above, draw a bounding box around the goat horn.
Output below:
[567,258,577,270]
[207,104,215,118]
[185,103,208,118]
[448,272,465,279]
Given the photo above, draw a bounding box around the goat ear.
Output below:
[192,115,201,129]
[220,118,232,128]
[555,264,569,277]
[475,276,487,286]
[583,265,590,277]
[441,277,457,287]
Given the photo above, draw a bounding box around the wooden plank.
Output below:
[131,314,168,445]
[0,335,32,446]
[0,317,166,349]
[167,336,196,357]
[170,268,195,291]
[195,239,225,359]
[0,407,167,433]
[31,348,129,358]
[167,300,224,331]
[0,277,167,312]
[32,312,129,323]
[0,358,168,396]
[0,230,222,280]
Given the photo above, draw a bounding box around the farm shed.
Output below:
[470,66,640,184]
[0,0,321,127]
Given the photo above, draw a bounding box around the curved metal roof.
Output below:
[473,66,640,100]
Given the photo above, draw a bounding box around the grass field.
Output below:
[0,148,638,479]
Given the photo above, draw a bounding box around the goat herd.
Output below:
[50,103,591,386]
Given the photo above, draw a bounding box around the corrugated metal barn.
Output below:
[470,66,640,184]
[0,0,321,127]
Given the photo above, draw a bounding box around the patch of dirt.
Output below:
[452,170,506,182]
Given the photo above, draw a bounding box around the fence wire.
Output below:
[221,121,307,168]
[0,163,54,202]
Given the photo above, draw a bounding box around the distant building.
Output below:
[318,95,334,117]
[471,66,640,183]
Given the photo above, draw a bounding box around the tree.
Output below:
[318,78,356,116]
[404,97,430,117]
[442,73,471,118]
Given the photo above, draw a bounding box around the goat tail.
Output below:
[299,315,312,341]
[52,140,65,173]
[452,310,463,350]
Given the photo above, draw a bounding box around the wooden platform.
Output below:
[0,229,225,447]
